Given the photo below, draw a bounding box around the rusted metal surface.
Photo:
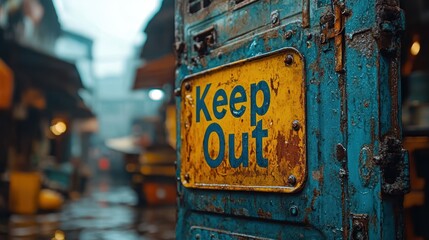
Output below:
[334,1,344,72]
[375,137,410,195]
[180,48,306,193]
[320,1,347,72]
[351,214,369,240]
[302,0,310,28]
[176,0,407,238]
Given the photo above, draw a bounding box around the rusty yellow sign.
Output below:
[180,48,306,193]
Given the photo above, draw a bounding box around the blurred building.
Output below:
[398,0,429,239]
[0,0,96,212]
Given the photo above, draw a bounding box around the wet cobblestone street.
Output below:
[0,178,176,240]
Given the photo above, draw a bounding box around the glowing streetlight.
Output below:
[148,89,164,101]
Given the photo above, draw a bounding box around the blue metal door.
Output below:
[175,0,408,239]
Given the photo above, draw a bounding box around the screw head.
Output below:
[289,206,299,216]
[284,54,294,66]
[288,175,297,186]
[185,82,191,91]
[292,120,300,131]
[339,168,347,178]
[284,30,293,40]
[271,11,279,25]
[184,174,190,182]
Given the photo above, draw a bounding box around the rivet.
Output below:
[271,11,279,25]
[284,30,293,40]
[339,168,347,178]
[185,82,191,91]
[184,174,190,182]
[290,206,299,216]
[284,54,294,66]
[292,120,300,131]
[288,175,297,186]
[320,33,326,43]
[195,234,201,239]
[307,33,313,40]
[174,87,181,96]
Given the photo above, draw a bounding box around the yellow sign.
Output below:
[180,48,306,193]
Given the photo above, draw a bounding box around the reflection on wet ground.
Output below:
[0,179,176,240]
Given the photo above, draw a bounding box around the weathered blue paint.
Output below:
[176,0,407,239]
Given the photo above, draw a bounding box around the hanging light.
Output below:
[411,41,421,56]
[50,119,67,136]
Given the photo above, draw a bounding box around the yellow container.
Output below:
[9,172,41,214]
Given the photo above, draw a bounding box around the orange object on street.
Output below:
[0,59,14,109]
[9,171,41,214]
[143,181,176,206]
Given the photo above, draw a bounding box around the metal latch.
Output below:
[374,137,410,195]
[320,1,349,73]
[192,26,217,56]
[375,3,405,54]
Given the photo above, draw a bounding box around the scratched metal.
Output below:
[175,0,406,239]
[180,48,306,193]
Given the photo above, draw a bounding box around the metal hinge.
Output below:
[374,137,410,195]
[320,1,350,73]
[351,214,369,240]
[374,2,405,55]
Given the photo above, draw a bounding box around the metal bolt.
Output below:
[320,33,326,43]
[339,168,347,178]
[284,54,294,66]
[288,175,297,186]
[184,174,190,182]
[271,11,279,25]
[185,82,191,91]
[292,120,300,131]
[353,220,363,231]
[284,30,293,40]
[289,206,298,216]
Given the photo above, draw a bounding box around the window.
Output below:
[189,0,212,14]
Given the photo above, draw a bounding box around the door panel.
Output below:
[176,0,407,239]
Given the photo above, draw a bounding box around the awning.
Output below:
[3,41,93,118]
[134,0,175,90]
[132,54,175,89]
[105,136,141,155]
[139,0,174,61]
